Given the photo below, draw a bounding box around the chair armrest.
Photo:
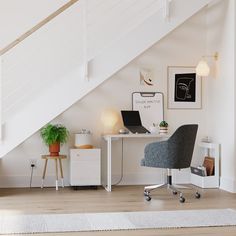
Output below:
[143,141,168,168]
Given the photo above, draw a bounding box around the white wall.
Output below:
[0,9,208,188]
[0,0,69,49]
[206,0,236,192]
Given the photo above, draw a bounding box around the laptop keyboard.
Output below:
[127,126,150,134]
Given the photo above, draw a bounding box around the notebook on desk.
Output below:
[121,110,150,134]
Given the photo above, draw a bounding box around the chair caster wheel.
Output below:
[179,196,185,203]
[172,191,177,195]
[145,196,151,201]
[195,192,201,199]
[144,191,150,196]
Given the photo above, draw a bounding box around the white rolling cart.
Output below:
[191,142,220,188]
[70,149,101,187]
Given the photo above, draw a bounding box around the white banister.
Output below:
[0,57,2,140]
[163,0,172,19]
[82,0,89,81]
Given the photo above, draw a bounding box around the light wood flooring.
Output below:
[0,186,236,235]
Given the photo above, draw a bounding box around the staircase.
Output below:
[0,0,213,157]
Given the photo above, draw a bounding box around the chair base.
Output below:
[143,169,201,203]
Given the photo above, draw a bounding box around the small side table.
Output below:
[41,155,67,190]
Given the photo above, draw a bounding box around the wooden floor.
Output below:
[0,186,236,235]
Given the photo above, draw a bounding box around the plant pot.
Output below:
[49,142,60,156]
[159,127,168,134]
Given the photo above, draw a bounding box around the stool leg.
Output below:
[41,159,48,188]
[59,158,64,188]
[55,159,59,191]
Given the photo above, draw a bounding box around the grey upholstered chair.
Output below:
[141,124,200,203]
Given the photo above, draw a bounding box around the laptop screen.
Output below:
[121,110,142,126]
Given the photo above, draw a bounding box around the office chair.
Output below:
[141,124,200,203]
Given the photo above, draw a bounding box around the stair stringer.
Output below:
[0,0,213,157]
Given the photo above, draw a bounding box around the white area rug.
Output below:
[0,209,236,234]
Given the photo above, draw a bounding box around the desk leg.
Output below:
[41,159,48,188]
[55,159,59,191]
[106,137,112,192]
[59,158,64,188]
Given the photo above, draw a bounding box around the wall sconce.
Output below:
[101,109,119,134]
[196,52,218,77]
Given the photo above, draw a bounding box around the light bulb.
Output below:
[196,59,210,77]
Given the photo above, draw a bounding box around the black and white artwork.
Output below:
[174,73,196,102]
[168,67,201,109]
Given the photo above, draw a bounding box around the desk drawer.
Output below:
[69,149,101,186]
[70,149,100,161]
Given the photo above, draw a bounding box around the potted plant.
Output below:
[40,123,69,156]
[159,120,168,134]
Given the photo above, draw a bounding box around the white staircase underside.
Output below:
[0,0,69,49]
[0,0,213,157]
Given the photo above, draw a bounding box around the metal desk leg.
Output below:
[106,137,112,192]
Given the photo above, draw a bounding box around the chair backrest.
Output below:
[167,124,198,169]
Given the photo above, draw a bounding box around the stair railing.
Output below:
[0,0,79,140]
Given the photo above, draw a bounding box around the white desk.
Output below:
[101,133,169,192]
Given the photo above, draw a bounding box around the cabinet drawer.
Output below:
[70,149,100,161]
[69,148,101,186]
[70,161,101,185]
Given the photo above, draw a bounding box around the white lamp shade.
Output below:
[196,60,210,77]
[101,109,119,128]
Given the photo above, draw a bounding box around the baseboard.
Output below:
[111,170,191,185]
[0,175,70,188]
[220,177,236,193]
[0,171,191,188]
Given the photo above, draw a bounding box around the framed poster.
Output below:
[132,92,164,129]
[167,66,202,109]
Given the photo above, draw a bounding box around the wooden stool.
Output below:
[41,155,67,190]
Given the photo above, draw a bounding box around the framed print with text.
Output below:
[167,66,202,109]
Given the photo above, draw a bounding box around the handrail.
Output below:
[0,0,79,56]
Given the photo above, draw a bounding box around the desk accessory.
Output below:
[119,128,129,134]
[132,92,164,129]
[121,110,150,134]
[75,129,93,149]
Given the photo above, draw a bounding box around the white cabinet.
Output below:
[70,149,101,186]
[191,142,220,188]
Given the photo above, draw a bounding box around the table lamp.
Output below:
[101,109,119,134]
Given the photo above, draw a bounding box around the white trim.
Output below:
[0,175,70,188]
[0,57,2,140]
[163,0,171,19]
[111,172,164,185]
[220,177,236,193]
[82,0,88,80]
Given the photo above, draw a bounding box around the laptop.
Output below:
[121,110,150,134]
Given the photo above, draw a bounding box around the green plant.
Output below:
[159,121,168,128]
[40,123,69,146]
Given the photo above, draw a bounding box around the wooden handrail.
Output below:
[0,0,79,56]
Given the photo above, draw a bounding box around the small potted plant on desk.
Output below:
[40,123,69,156]
[159,120,168,134]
